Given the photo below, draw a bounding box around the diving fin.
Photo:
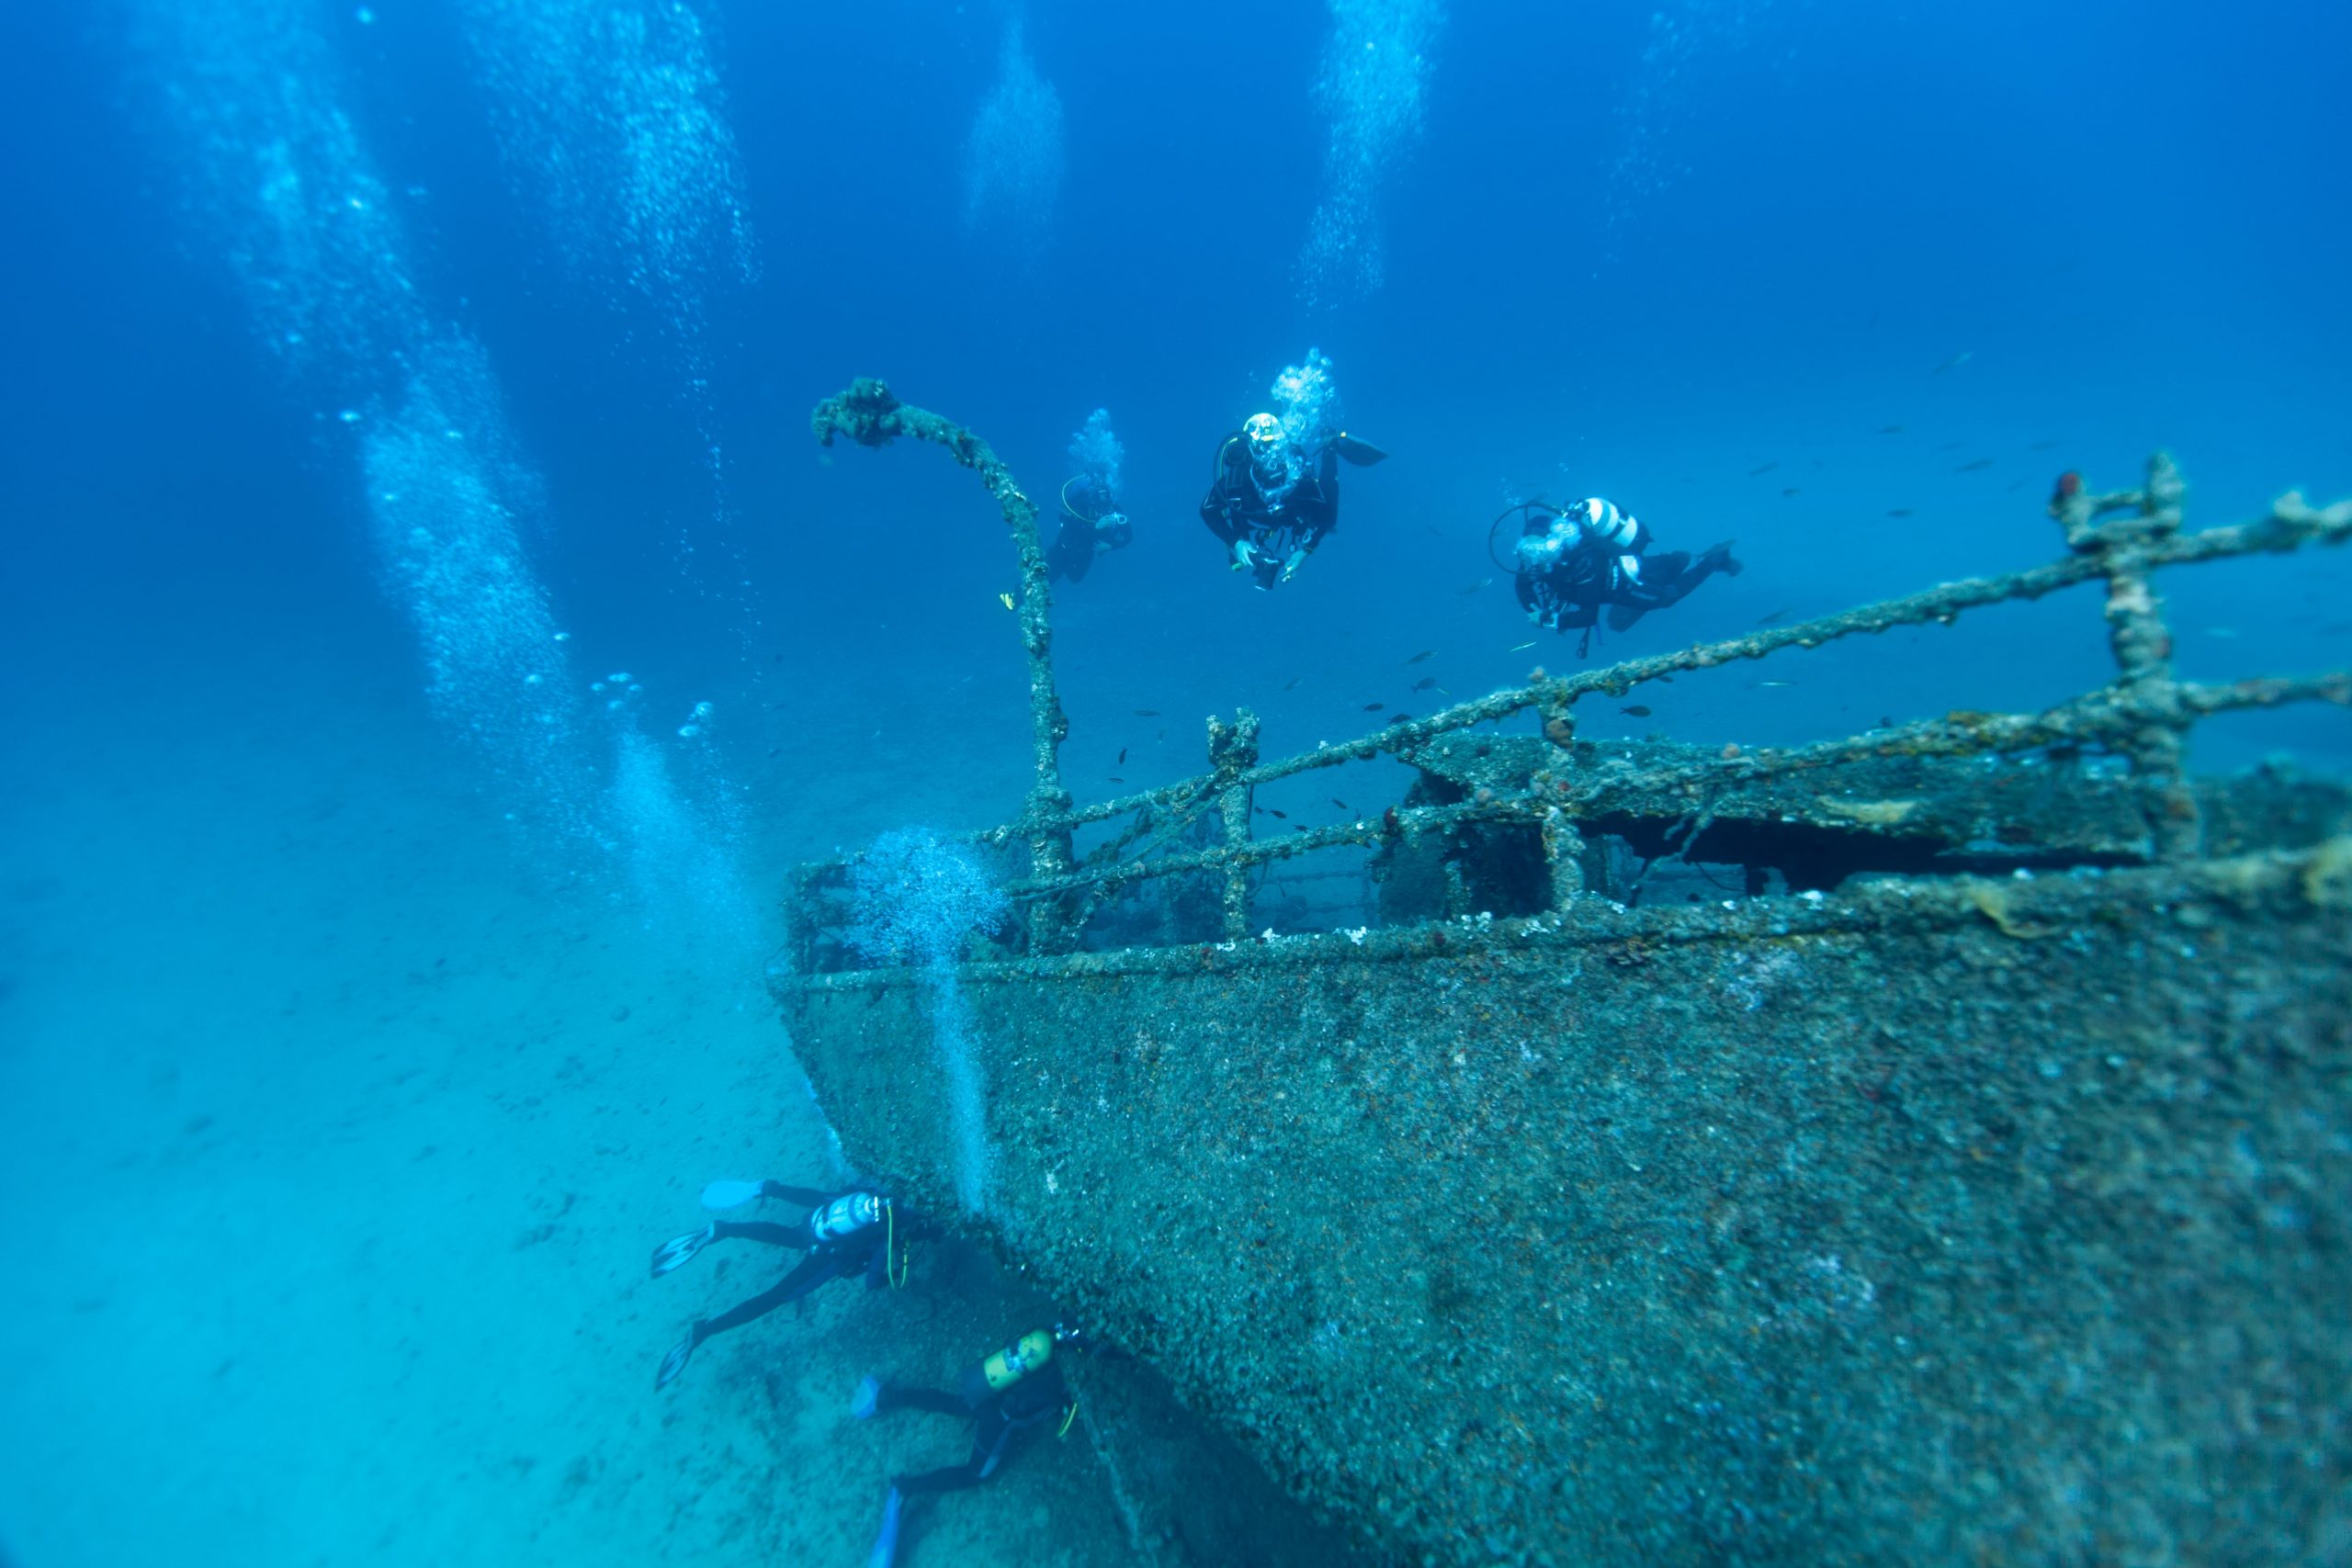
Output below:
[867,1486,905,1568]
[699,1179,765,1211]
[655,1336,695,1392]
[1331,433,1388,467]
[650,1223,717,1278]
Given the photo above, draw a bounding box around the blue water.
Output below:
[2,2,2346,1563]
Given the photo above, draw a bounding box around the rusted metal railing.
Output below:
[797,378,2351,968]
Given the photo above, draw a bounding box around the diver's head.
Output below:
[1516,528,1566,574]
[1243,412,1289,480]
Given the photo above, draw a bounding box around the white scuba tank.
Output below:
[808,1191,886,1244]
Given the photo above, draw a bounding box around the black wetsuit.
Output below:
[1046,475,1133,585]
[1199,433,1340,587]
[1513,505,1735,645]
[686,1184,917,1350]
[874,1359,1072,1496]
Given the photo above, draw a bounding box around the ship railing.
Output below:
[788,379,2351,974]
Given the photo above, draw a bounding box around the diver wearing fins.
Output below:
[853,1324,1091,1567]
[648,1179,926,1392]
[1046,468,1133,585]
[1504,496,1740,654]
[1199,412,1385,590]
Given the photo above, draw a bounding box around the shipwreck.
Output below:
[773,378,2351,1564]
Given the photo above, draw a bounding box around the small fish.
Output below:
[1936,441,1963,452]
[1406,650,1435,665]
[1781,488,1800,498]
[1509,640,1537,652]
[1116,748,1127,764]
[1411,677,1438,693]
[1108,776,1125,784]
[1749,680,1793,689]
[1887,508,1915,518]
[2206,626,2241,639]
[1331,798,1349,810]
[2004,479,2028,492]
[1268,808,1288,819]
[999,592,1014,611]
[1363,702,1385,712]
[1459,579,1492,595]
[766,747,782,758]
[1134,709,1160,717]
[1932,350,1973,374]
[1292,824,1312,832]
[1283,676,1303,691]
[1955,458,1994,473]
[1748,461,1780,477]
[1389,713,1415,724]
[2029,439,2061,452]
[1877,424,1905,434]
[1757,608,1791,625]
[1424,524,1442,537]
[1655,674,1674,684]
[1620,705,1652,717]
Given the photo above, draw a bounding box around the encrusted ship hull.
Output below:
[776,383,2352,1563]
[778,829,2350,1564]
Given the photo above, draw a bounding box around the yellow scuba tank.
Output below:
[960,1329,1054,1407]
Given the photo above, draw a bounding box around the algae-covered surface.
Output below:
[780,848,2352,1564]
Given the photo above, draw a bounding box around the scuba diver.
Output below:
[1050,407,1133,585]
[1046,466,1133,585]
[648,1179,923,1392]
[853,1323,1090,1567]
[1500,496,1741,655]
[1199,412,1385,590]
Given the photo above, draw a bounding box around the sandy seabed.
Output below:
[0,634,1137,1568]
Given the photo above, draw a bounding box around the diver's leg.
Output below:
[875,1385,970,1419]
[658,1251,835,1389]
[893,1420,1027,1498]
[714,1221,812,1248]
[891,1453,992,1496]
[695,1253,833,1341]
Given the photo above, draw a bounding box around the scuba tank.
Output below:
[959,1329,1055,1409]
[808,1191,886,1245]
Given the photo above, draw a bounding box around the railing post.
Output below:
[1532,681,1588,908]
[2059,452,2201,860]
[1206,709,1261,939]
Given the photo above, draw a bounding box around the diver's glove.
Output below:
[1278,548,1308,583]
[1230,540,1258,572]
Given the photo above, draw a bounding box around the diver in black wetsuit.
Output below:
[1046,469,1134,585]
[853,1325,1089,1567]
[649,1181,924,1391]
[1200,412,1353,590]
[1508,496,1740,654]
